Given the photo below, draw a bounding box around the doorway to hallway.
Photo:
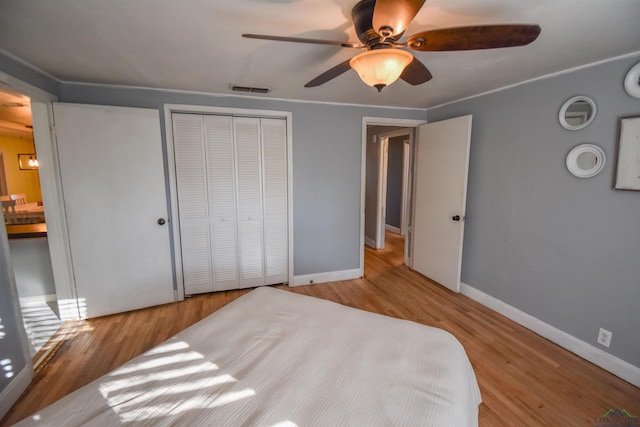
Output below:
[364,230,405,277]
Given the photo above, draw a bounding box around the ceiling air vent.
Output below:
[230,85,270,94]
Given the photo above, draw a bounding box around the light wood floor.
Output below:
[2,232,639,426]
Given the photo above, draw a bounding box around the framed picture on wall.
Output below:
[18,153,38,170]
[614,116,640,190]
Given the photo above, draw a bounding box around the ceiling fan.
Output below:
[243,0,541,92]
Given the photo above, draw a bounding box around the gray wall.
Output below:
[0,224,29,411]
[58,84,426,276]
[428,54,640,367]
[385,136,404,229]
[9,238,56,297]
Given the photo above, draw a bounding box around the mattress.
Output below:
[16,287,482,426]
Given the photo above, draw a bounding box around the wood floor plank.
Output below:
[2,232,639,426]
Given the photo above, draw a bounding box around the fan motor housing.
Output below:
[352,0,404,46]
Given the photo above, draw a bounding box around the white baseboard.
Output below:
[460,282,640,388]
[364,236,376,248]
[0,365,33,419]
[18,293,57,305]
[292,268,362,287]
[385,224,401,234]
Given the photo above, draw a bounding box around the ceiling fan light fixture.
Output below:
[349,49,413,91]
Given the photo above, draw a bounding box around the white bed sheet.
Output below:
[16,287,481,426]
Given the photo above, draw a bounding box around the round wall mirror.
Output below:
[566,144,606,178]
[624,62,640,98]
[559,96,597,130]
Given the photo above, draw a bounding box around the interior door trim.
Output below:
[360,117,427,275]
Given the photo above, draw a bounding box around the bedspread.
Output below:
[16,287,481,426]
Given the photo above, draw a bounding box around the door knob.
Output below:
[452,215,461,221]
[157,218,166,225]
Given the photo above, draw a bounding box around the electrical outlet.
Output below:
[597,328,612,348]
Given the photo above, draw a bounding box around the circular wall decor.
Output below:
[559,96,597,130]
[624,62,640,98]
[566,144,606,178]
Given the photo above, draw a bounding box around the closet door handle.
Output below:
[157,218,166,225]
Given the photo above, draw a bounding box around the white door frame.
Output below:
[164,104,294,296]
[0,71,65,417]
[0,152,8,195]
[360,117,426,274]
[31,103,79,319]
[401,138,411,236]
[0,71,80,321]
[376,135,388,249]
[375,128,413,250]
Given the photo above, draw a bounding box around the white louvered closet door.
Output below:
[261,119,288,285]
[172,113,213,295]
[173,113,288,295]
[234,117,265,288]
[205,115,240,291]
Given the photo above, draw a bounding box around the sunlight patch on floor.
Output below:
[19,299,61,355]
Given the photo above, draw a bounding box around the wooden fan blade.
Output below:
[407,24,541,51]
[373,0,426,38]
[304,59,353,87]
[400,58,433,85]
[243,34,361,48]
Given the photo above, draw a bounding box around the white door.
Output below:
[172,114,289,295]
[234,117,265,288]
[205,115,241,291]
[412,115,472,292]
[261,118,288,285]
[172,113,213,295]
[53,103,175,318]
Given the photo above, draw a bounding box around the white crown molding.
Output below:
[428,50,640,110]
[4,46,639,111]
[0,70,57,102]
[0,48,61,82]
[62,80,428,112]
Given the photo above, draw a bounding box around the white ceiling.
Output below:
[0,0,639,109]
